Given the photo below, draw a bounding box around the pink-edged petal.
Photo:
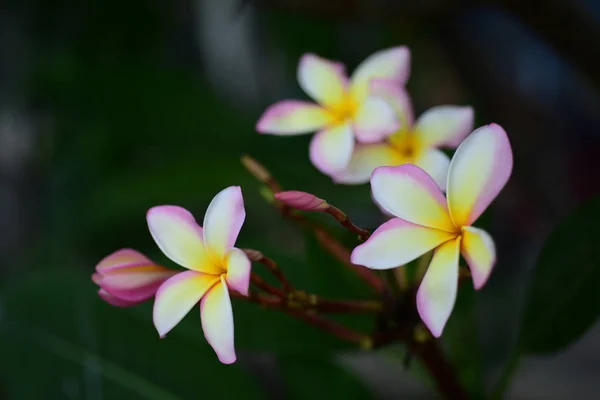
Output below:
[98,289,138,308]
[100,265,178,302]
[413,148,451,191]
[309,123,354,175]
[352,97,400,143]
[414,106,474,148]
[298,53,348,108]
[153,271,219,338]
[370,165,455,232]
[256,100,329,135]
[274,191,328,211]
[461,226,496,290]
[201,277,236,364]
[147,206,220,274]
[447,123,513,226]
[334,143,400,184]
[351,218,456,270]
[350,46,411,101]
[203,186,246,263]
[417,237,460,338]
[96,248,153,273]
[92,272,103,285]
[370,79,414,126]
[225,247,251,296]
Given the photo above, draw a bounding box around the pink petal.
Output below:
[350,46,411,101]
[370,165,455,232]
[446,123,513,227]
[370,79,414,127]
[225,247,251,296]
[96,248,153,273]
[274,191,328,211]
[153,271,220,338]
[201,277,236,364]
[461,226,496,290]
[147,206,220,273]
[203,186,246,264]
[351,218,456,270]
[297,53,348,108]
[309,123,354,175]
[414,106,474,148]
[416,237,461,338]
[413,148,451,192]
[99,265,178,302]
[352,96,400,143]
[98,289,139,308]
[333,143,399,185]
[255,100,329,135]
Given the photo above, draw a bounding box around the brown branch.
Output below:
[241,155,385,293]
[250,273,287,298]
[324,205,371,241]
[242,248,294,292]
[408,339,470,400]
[286,309,369,345]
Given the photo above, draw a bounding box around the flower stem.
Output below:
[250,273,286,298]
[241,155,385,293]
[407,338,470,400]
[324,204,371,241]
[286,309,369,345]
[242,248,294,292]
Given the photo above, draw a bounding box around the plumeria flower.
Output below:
[147,186,250,364]
[351,124,512,337]
[93,249,177,308]
[256,47,410,175]
[335,80,474,191]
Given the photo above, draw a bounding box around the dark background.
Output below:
[0,0,599,398]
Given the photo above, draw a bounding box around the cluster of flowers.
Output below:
[93,46,513,365]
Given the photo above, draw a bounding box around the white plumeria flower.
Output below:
[147,186,250,364]
[256,47,410,175]
[335,80,474,191]
[351,124,513,337]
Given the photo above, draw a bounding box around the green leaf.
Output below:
[0,268,265,399]
[279,355,374,399]
[519,196,600,353]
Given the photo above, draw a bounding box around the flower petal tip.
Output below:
[274,191,328,211]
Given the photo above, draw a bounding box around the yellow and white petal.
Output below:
[153,271,219,338]
[416,238,461,338]
[352,96,400,143]
[447,123,513,227]
[200,277,236,364]
[461,226,496,290]
[370,79,414,127]
[333,143,399,184]
[414,106,474,148]
[350,46,411,101]
[413,148,451,191]
[370,165,456,231]
[225,247,251,296]
[256,100,329,135]
[298,53,348,108]
[351,218,455,270]
[147,206,220,274]
[309,123,354,175]
[203,186,246,264]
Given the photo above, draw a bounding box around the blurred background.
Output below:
[1,0,599,398]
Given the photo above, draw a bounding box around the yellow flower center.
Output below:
[326,94,359,125]
[387,127,422,162]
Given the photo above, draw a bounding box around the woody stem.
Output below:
[242,248,294,292]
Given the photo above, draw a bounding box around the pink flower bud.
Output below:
[274,191,328,211]
[93,248,177,307]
